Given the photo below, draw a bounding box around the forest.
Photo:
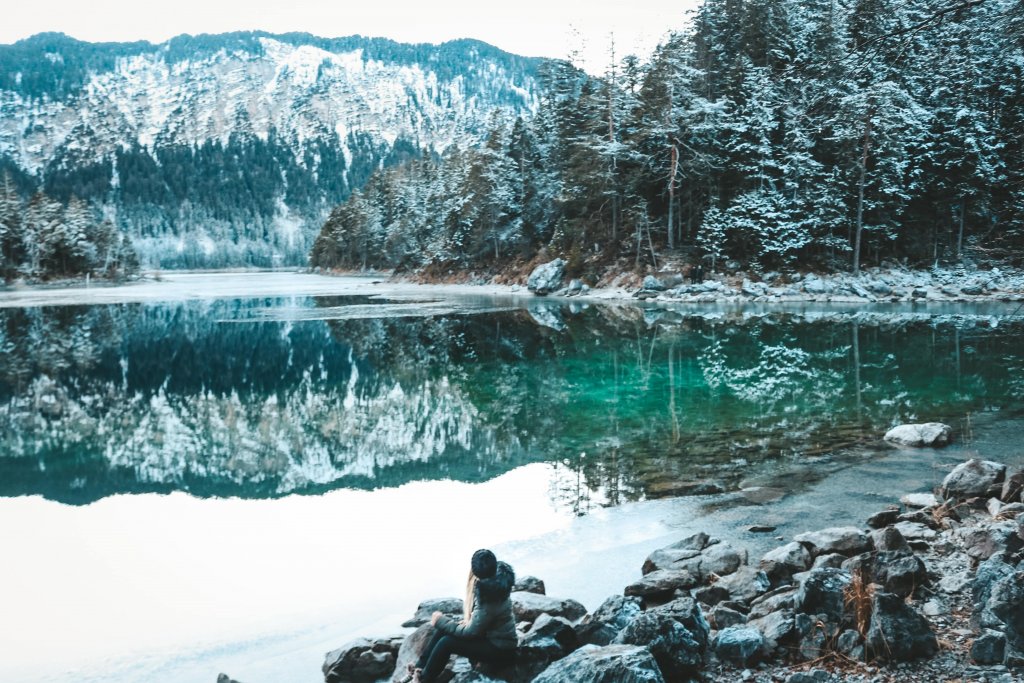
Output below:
[0,173,139,281]
[311,0,1024,279]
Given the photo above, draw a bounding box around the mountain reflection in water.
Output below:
[2,295,1023,508]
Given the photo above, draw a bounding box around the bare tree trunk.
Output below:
[957,196,966,261]
[853,107,873,276]
[668,144,678,250]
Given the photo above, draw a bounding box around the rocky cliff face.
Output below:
[0,32,543,266]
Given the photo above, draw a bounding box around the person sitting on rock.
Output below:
[407,549,517,682]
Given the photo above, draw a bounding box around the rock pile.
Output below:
[321,456,1024,683]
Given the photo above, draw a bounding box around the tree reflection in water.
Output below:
[1,297,1022,509]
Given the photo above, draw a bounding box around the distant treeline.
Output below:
[311,0,1024,277]
[0,173,138,282]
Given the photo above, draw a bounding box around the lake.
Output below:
[2,272,1023,682]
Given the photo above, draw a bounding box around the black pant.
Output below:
[416,629,511,681]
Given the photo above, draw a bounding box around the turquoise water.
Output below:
[2,293,1022,509]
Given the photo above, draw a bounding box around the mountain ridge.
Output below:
[0,31,548,268]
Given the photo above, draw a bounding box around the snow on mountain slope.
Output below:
[1,34,540,174]
[0,33,545,267]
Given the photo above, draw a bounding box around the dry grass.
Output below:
[844,567,876,638]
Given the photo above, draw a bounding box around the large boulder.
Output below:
[403,597,464,627]
[624,568,698,601]
[527,259,566,295]
[532,644,665,683]
[613,598,709,680]
[794,527,871,558]
[1001,471,1024,503]
[575,595,643,646]
[979,570,1024,651]
[842,550,927,599]
[389,625,434,683]
[512,592,587,624]
[864,592,938,661]
[883,423,952,447]
[513,576,546,595]
[760,542,812,585]
[714,565,772,604]
[511,614,580,681]
[324,635,402,683]
[713,627,764,665]
[641,533,710,574]
[941,459,1007,500]
[747,586,798,620]
[793,568,852,623]
[747,609,797,654]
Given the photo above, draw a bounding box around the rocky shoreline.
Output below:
[521,259,1024,306]
[303,427,1023,683]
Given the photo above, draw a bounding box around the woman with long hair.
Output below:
[406,549,517,682]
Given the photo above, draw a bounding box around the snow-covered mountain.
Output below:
[0,32,545,267]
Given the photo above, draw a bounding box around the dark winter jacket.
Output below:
[434,561,517,649]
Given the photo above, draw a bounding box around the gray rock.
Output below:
[973,554,1017,607]
[893,521,937,543]
[514,614,580,680]
[984,570,1024,650]
[512,592,587,624]
[527,259,566,295]
[217,675,243,683]
[532,644,665,683]
[901,493,940,508]
[708,604,748,630]
[748,586,798,620]
[623,568,698,600]
[794,527,871,558]
[641,533,709,574]
[964,522,1023,561]
[797,622,829,661]
[575,595,642,646]
[837,629,864,658]
[941,458,1007,499]
[324,636,399,683]
[747,609,796,652]
[760,542,812,585]
[565,279,584,296]
[865,591,938,661]
[389,625,433,683]
[810,553,847,570]
[1001,471,1024,503]
[971,630,1007,665]
[699,541,747,579]
[794,568,852,622]
[513,576,546,595]
[884,423,952,447]
[714,565,772,604]
[842,550,927,599]
[693,584,730,606]
[867,507,902,529]
[714,627,764,665]
[962,284,985,295]
[613,598,709,679]
[870,526,912,554]
[402,597,464,628]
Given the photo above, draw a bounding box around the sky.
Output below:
[1,0,701,73]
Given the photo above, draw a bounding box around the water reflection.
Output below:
[1,297,1023,506]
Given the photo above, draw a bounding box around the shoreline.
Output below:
[318,427,1024,683]
[2,267,1024,311]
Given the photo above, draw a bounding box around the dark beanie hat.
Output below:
[471,549,497,579]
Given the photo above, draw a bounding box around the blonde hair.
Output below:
[463,570,477,623]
